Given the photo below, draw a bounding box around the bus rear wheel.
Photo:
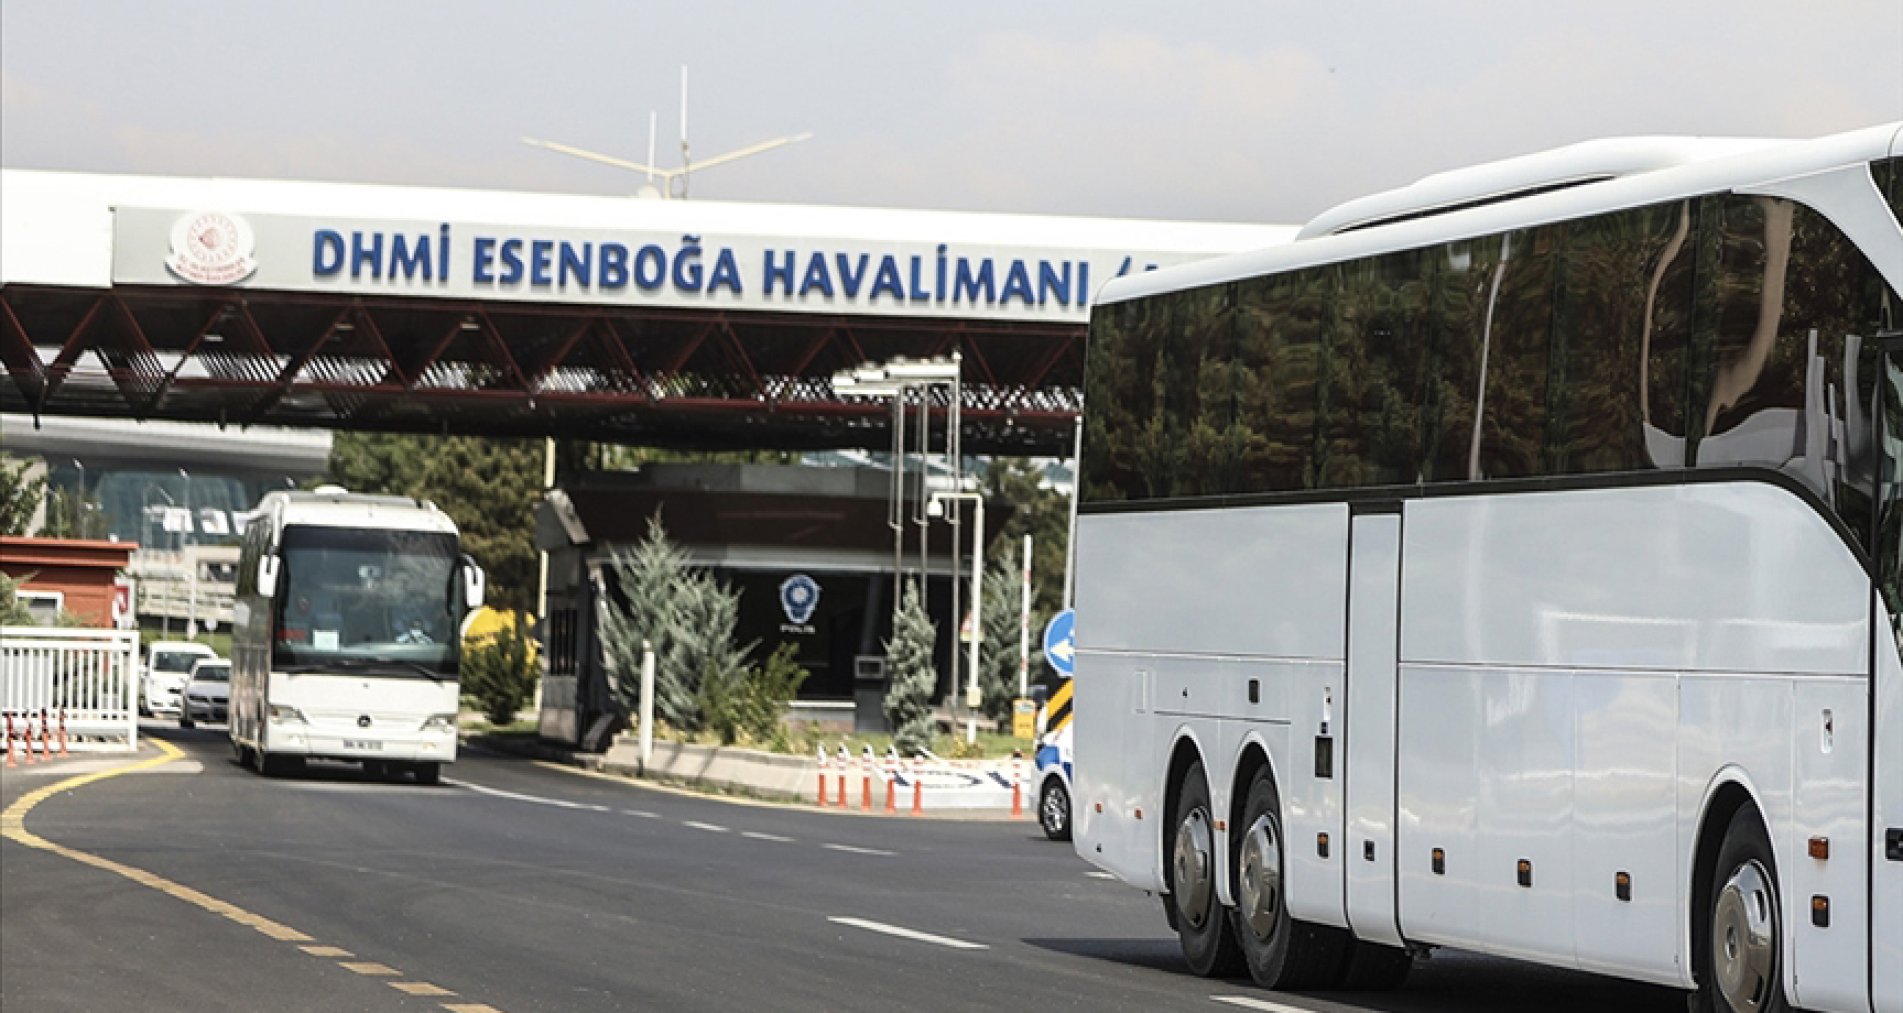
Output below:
[1695,807,1788,1013]
[1231,767,1352,990]
[1170,762,1243,977]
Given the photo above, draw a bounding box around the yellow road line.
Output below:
[391,981,456,996]
[2,740,507,1012]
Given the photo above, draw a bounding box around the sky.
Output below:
[2,1,1899,227]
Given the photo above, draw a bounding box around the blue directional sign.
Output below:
[1042,608,1076,677]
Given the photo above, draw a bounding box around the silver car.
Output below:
[178,659,230,728]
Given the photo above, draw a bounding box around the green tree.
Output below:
[461,619,536,726]
[40,486,107,539]
[663,569,753,733]
[882,580,937,756]
[600,516,696,726]
[0,571,38,625]
[700,642,809,747]
[327,433,543,610]
[976,540,1025,722]
[978,458,1069,618]
[0,455,46,536]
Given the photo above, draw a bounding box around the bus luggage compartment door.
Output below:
[1343,509,1404,948]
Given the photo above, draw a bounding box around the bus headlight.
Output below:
[420,713,457,732]
[267,704,308,724]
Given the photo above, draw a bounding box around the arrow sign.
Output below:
[1042,609,1075,677]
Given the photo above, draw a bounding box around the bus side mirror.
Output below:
[257,555,280,598]
[462,557,485,611]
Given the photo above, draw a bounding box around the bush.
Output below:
[700,642,809,746]
[462,621,537,726]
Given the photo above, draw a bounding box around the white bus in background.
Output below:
[1073,123,1903,1012]
[229,486,484,785]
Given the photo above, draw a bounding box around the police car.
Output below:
[1032,677,1074,841]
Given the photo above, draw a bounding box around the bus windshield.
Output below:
[272,525,462,676]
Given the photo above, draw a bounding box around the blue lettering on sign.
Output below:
[499,239,525,284]
[473,237,496,283]
[305,225,1107,309]
[313,230,345,276]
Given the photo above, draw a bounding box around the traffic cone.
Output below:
[1011,749,1023,818]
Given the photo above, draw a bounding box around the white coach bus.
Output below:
[1073,123,1903,1012]
[229,486,483,785]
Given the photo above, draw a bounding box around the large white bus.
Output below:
[230,486,484,785]
[1073,123,1903,1012]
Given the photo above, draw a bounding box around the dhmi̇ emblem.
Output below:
[166,211,258,285]
[779,573,820,633]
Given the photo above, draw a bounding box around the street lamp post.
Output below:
[929,490,984,745]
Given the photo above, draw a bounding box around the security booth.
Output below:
[535,463,998,748]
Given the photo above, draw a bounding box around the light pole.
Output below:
[177,467,191,552]
[929,490,984,745]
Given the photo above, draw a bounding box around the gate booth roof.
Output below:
[540,467,1012,559]
[0,170,1290,455]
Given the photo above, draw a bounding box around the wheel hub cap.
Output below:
[1172,808,1214,929]
[1712,860,1775,1012]
[1237,814,1282,941]
[1041,786,1067,832]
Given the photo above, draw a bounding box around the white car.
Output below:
[178,658,230,728]
[141,641,216,717]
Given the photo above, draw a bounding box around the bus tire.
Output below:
[1039,777,1072,841]
[1694,806,1788,1013]
[412,762,441,786]
[259,753,303,778]
[1231,767,1351,990]
[1169,762,1243,977]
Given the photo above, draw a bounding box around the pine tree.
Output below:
[600,515,696,726]
[883,580,938,756]
[977,541,1024,722]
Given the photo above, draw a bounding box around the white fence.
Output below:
[0,627,140,752]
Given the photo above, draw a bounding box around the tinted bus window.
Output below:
[1230,267,1328,493]
[1318,250,1435,487]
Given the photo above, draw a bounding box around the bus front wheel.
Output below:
[1695,807,1788,1013]
[1169,762,1243,977]
[412,762,441,786]
[1231,767,1352,990]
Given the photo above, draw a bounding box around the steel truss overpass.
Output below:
[2,284,1085,454]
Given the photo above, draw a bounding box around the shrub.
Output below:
[701,642,809,746]
[462,621,536,726]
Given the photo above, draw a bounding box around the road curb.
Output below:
[465,732,1030,822]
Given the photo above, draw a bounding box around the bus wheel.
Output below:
[1039,777,1072,841]
[412,762,441,786]
[1696,807,1788,1013]
[1232,767,1350,989]
[1170,762,1243,977]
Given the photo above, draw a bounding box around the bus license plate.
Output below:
[342,739,382,751]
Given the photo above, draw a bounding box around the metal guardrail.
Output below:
[0,627,140,752]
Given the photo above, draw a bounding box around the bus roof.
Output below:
[255,488,460,536]
[1099,121,1903,308]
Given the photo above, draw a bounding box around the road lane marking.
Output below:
[622,809,659,818]
[442,1004,506,1013]
[828,916,988,950]
[682,820,730,833]
[822,843,896,856]
[2,739,511,1012]
[1085,871,1116,879]
[447,778,609,811]
[391,981,456,996]
[1211,997,1320,1012]
[742,831,794,843]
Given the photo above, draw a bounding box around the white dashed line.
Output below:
[742,831,794,843]
[1084,871,1116,879]
[448,779,602,810]
[822,843,896,857]
[1211,996,1320,1012]
[828,917,988,950]
[682,820,730,833]
[622,809,660,819]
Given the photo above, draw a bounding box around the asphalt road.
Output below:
[2,724,1694,1013]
